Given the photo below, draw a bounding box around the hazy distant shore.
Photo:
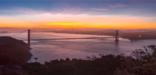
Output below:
[0,28,156,40]
[46,30,156,41]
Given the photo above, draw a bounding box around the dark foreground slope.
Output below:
[24,45,156,75]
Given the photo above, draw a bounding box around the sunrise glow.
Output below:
[0,0,156,29]
[0,13,156,29]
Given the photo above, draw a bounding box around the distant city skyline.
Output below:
[0,0,156,29]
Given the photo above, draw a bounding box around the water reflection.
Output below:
[0,31,156,63]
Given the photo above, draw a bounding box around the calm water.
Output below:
[0,31,156,63]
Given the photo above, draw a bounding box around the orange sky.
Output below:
[0,13,156,29]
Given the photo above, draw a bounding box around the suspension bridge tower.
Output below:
[115,30,119,44]
[28,29,31,48]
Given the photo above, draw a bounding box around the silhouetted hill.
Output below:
[0,37,32,75]
[0,36,32,65]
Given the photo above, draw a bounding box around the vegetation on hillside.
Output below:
[23,45,156,75]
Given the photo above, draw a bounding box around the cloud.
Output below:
[0,0,156,17]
